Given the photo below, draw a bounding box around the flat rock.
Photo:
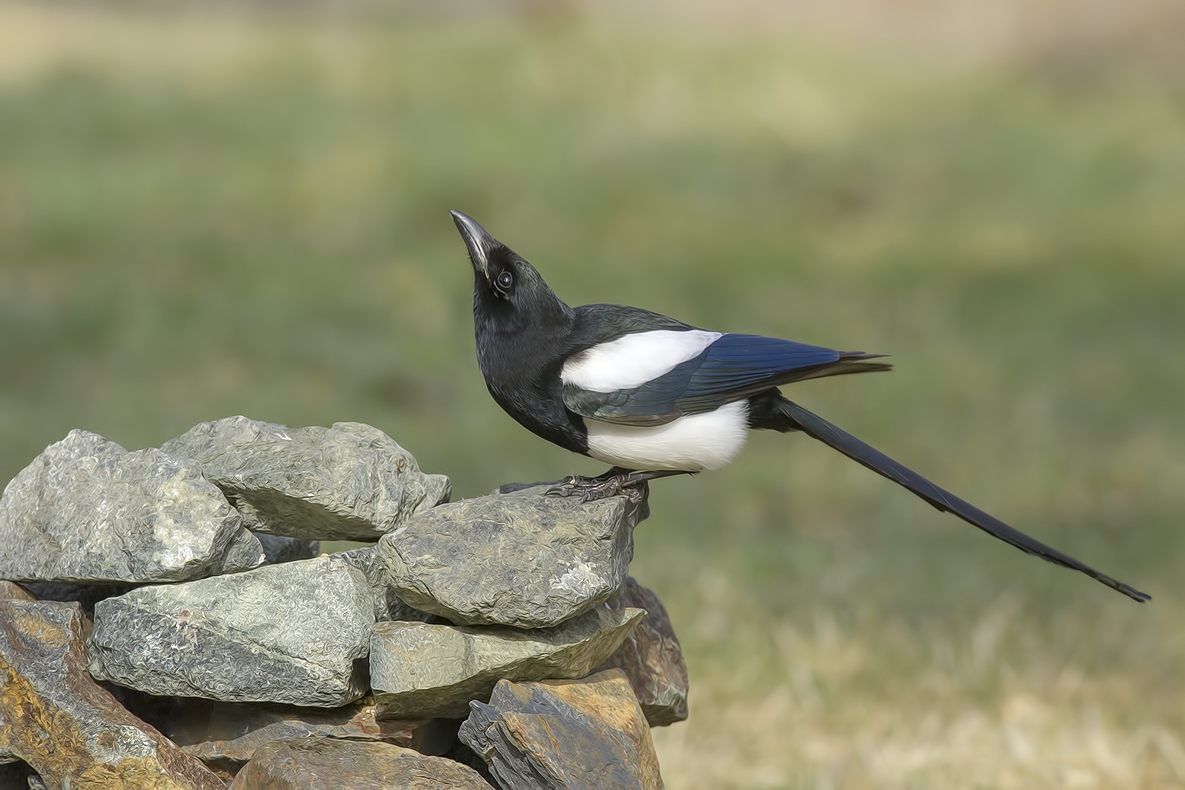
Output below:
[379,488,646,628]
[162,417,451,540]
[0,598,224,789]
[89,555,374,707]
[372,606,645,719]
[0,429,264,583]
[596,578,689,726]
[459,669,663,790]
[162,697,456,775]
[228,738,490,790]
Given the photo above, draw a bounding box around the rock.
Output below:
[379,487,646,628]
[0,430,264,583]
[596,578,689,726]
[254,533,320,565]
[372,606,646,719]
[89,555,374,707]
[0,598,225,789]
[0,583,33,602]
[336,544,435,623]
[459,669,663,790]
[162,697,457,775]
[162,417,451,540]
[228,738,491,789]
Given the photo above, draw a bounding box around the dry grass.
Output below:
[652,572,1185,789]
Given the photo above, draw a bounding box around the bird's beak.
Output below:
[450,209,496,279]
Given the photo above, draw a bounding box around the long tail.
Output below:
[773,397,1150,602]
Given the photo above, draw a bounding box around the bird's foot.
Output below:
[546,469,649,504]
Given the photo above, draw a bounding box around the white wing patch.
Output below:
[560,330,723,393]
[584,401,749,472]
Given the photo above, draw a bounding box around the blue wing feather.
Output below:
[562,333,889,425]
[680,334,840,397]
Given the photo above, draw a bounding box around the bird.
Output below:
[449,209,1149,603]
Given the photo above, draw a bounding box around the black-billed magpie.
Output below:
[450,209,1149,602]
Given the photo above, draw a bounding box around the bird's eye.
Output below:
[495,271,513,291]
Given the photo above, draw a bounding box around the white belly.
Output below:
[584,401,750,472]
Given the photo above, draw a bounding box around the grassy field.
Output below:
[1,2,1183,787]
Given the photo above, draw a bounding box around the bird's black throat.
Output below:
[470,245,589,456]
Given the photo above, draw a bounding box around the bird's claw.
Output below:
[545,473,644,504]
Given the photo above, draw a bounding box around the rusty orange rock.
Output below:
[460,669,663,789]
[228,738,490,789]
[165,696,456,774]
[0,598,225,789]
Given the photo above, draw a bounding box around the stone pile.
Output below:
[0,417,687,789]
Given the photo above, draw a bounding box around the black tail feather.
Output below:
[775,397,1150,602]
[782,352,893,385]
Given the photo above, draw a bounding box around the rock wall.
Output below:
[0,417,687,789]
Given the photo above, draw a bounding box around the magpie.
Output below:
[450,209,1149,603]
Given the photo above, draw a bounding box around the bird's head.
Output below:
[450,210,571,334]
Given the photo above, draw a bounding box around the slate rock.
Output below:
[372,605,646,719]
[228,738,491,790]
[459,670,663,790]
[0,598,224,789]
[162,697,456,775]
[379,487,647,629]
[89,554,375,707]
[0,429,264,583]
[162,417,451,540]
[596,577,689,726]
[336,544,435,623]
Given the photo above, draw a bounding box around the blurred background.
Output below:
[1,1,1183,786]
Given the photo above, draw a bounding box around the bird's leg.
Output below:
[546,467,692,503]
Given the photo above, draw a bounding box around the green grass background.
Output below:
[1,2,1183,786]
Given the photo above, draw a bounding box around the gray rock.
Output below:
[255,532,320,564]
[228,738,491,790]
[89,555,375,707]
[163,697,457,774]
[336,544,434,623]
[379,487,646,628]
[0,598,225,789]
[596,578,689,726]
[0,429,264,583]
[459,670,663,790]
[162,417,451,540]
[372,606,646,719]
